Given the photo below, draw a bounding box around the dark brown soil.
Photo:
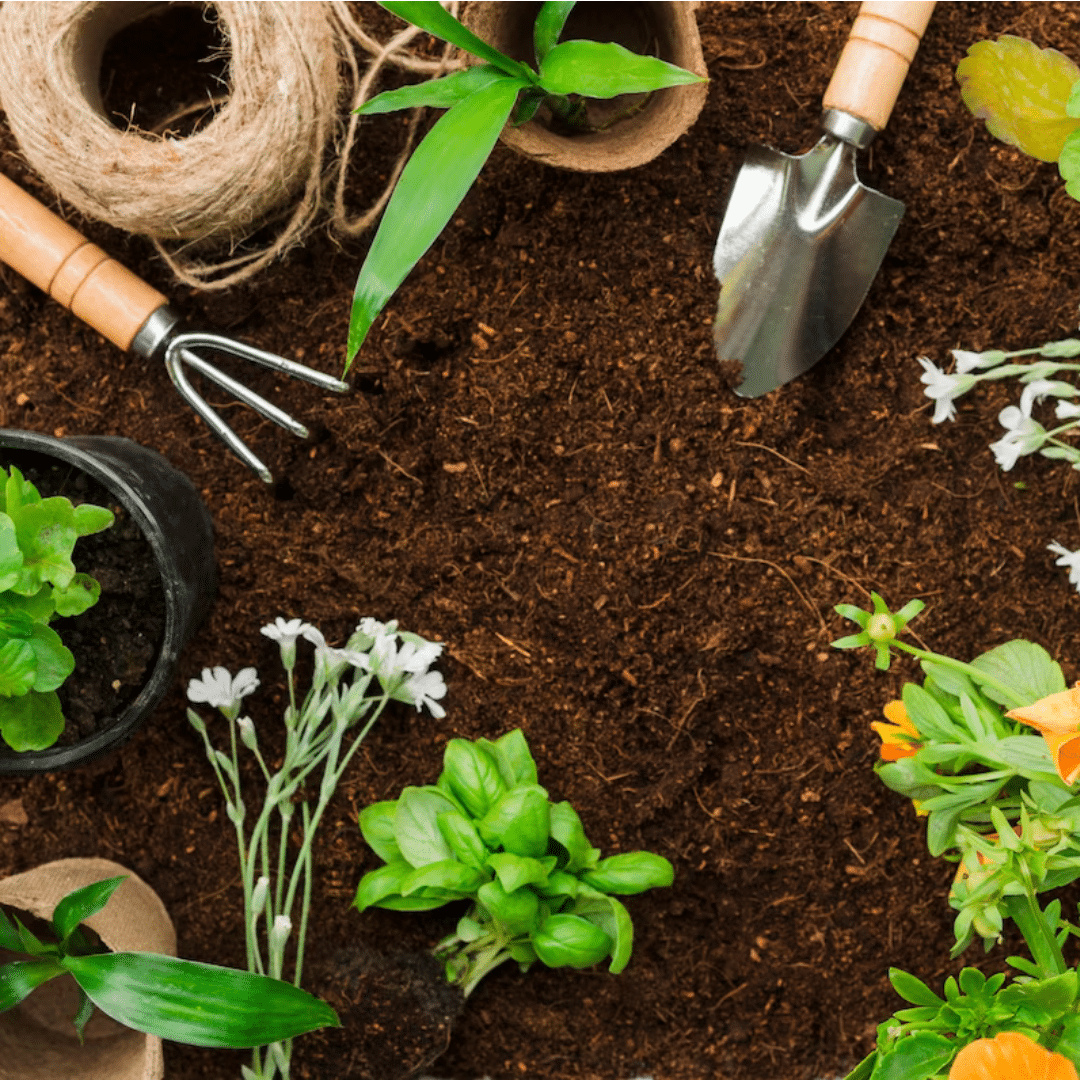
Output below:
[4,3,1080,1079]
[0,449,165,748]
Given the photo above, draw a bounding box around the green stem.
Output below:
[1004,884,1066,978]
[890,641,1028,710]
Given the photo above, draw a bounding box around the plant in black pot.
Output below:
[0,430,216,773]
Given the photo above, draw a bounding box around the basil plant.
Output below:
[0,875,339,1048]
[0,464,114,753]
[355,729,674,996]
[346,0,707,365]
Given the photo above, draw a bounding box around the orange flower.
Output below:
[949,1031,1078,1080]
[871,700,922,761]
[1007,685,1080,785]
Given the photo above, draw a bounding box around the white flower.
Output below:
[394,670,447,718]
[1056,401,1080,420]
[951,348,1004,374]
[300,624,326,649]
[397,638,443,674]
[989,406,1046,470]
[1019,378,1077,416]
[187,666,260,710]
[260,617,311,647]
[917,357,976,423]
[1049,541,1080,591]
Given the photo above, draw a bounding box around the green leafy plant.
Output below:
[833,595,1080,1078]
[0,875,338,1049]
[355,728,674,997]
[345,0,707,366]
[0,463,114,753]
[957,35,1080,198]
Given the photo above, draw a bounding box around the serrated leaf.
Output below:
[10,498,77,593]
[970,640,1065,707]
[0,639,35,697]
[538,39,704,98]
[25,623,74,693]
[902,683,964,743]
[72,503,114,538]
[0,515,22,593]
[52,573,101,618]
[872,1029,955,1080]
[0,689,65,751]
[957,35,1080,161]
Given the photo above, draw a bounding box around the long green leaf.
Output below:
[379,2,534,80]
[357,64,510,116]
[0,958,64,1012]
[63,952,340,1049]
[538,40,705,98]
[534,2,576,63]
[347,77,526,365]
[52,876,127,947]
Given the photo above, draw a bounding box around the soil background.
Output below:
[2,3,1080,1079]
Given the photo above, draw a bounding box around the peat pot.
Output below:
[462,1,708,171]
[0,857,177,1080]
[0,430,216,773]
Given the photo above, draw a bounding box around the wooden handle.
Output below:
[822,1,936,131]
[0,172,167,351]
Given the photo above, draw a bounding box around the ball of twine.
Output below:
[0,1,462,289]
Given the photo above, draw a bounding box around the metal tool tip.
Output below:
[258,467,274,485]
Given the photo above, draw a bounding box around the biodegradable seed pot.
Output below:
[0,857,176,1080]
[0,430,216,773]
[461,1,708,171]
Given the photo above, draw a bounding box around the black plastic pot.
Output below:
[0,430,216,773]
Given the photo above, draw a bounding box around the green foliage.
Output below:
[0,464,114,752]
[0,877,338,1048]
[346,0,707,365]
[354,729,674,995]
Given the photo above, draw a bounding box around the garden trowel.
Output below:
[713,0,935,398]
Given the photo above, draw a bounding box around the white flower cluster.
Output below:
[188,616,447,720]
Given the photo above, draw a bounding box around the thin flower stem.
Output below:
[890,641,1028,709]
[294,803,313,989]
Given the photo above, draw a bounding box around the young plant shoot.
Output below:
[0,464,114,752]
[187,616,446,1080]
[344,0,706,367]
[0,875,338,1049]
[354,729,674,997]
[833,595,1080,1078]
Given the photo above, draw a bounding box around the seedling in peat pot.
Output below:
[355,728,673,997]
[345,0,707,367]
[0,464,113,752]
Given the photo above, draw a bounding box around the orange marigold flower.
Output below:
[871,700,922,761]
[949,1031,1078,1080]
[1007,685,1080,785]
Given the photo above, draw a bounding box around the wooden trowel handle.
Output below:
[822,1,936,132]
[0,172,167,352]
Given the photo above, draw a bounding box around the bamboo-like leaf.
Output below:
[52,876,127,947]
[538,40,705,98]
[534,2,576,63]
[63,952,340,1049]
[346,77,527,366]
[357,65,512,116]
[0,958,64,1012]
[379,2,534,80]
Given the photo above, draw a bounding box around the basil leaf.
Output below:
[359,800,403,864]
[549,801,599,872]
[486,852,554,893]
[437,809,489,869]
[580,852,674,895]
[530,913,612,969]
[574,891,634,973]
[442,738,506,818]
[476,879,540,937]
[478,785,550,857]
[62,952,340,1048]
[393,787,459,867]
[478,728,539,789]
[399,860,487,897]
[354,860,415,912]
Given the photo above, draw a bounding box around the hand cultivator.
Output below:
[0,172,349,483]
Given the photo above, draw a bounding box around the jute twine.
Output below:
[0,1,463,289]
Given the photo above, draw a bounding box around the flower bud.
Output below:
[250,875,270,916]
[237,716,258,751]
[866,613,897,642]
[269,914,292,953]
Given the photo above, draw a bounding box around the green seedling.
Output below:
[0,464,114,752]
[345,0,707,367]
[354,729,674,996]
[0,875,338,1048]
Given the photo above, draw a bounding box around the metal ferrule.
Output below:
[821,109,878,151]
[130,304,182,360]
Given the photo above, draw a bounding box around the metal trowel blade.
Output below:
[713,133,904,398]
